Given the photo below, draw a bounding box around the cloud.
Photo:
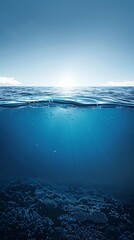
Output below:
[107,81,134,87]
[0,76,21,86]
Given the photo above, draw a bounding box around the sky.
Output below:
[0,0,134,87]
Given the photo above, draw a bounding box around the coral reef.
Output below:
[0,179,134,239]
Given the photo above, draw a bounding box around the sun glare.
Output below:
[58,76,75,89]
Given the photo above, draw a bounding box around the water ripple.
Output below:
[0,86,134,108]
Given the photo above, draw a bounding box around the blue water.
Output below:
[0,87,134,187]
[0,87,134,239]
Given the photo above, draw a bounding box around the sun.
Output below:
[58,76,75,89]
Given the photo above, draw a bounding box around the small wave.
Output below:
[0,86,134,108]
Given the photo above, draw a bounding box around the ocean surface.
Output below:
[0,86,134,240]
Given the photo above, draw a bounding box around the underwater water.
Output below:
[0,86,134,240]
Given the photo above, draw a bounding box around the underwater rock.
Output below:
[36,198,64,222]
[78,196,89,205]
[73,225,106,240]
[34,189,46,199]
[0,207,54,239]
[55,227,69,240]
[64,235,80,240]
[128,207,134,222]
[108,209,121,225]
[105,226,121,238]
[54,197,65,207]
[89,210,108,224]
[118,231,134,240]
[59,214,75,223]
[71,211,90,223]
